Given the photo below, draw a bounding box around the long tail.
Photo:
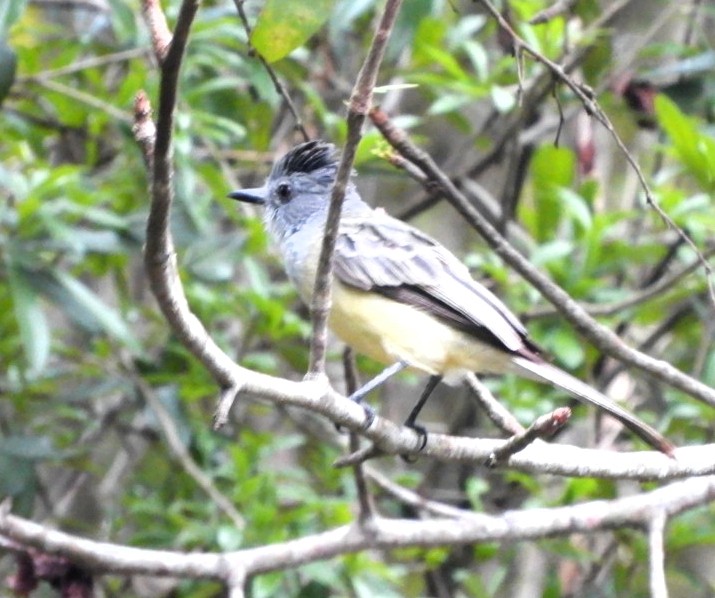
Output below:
[511,357,675,457]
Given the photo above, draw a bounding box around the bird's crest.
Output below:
[272,140,337,178]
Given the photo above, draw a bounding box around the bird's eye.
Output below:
[276,182,292,203]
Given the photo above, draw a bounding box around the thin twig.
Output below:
[464,374,525,436]
[140,0,241,390]
[486,407,571,467]
[369,107,715,408]
[552,84,565,147]
[333,444,384,468]
[307,0,404,376]
[364,467,483,520]
[648,510,669,598]
[342,347,375,523]
[213,385,242,430]
[231,0,309,141]
[381,148,432,185]
[141,0,172,62]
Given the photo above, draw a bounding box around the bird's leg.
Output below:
[344,360,409,430]
[348,360,409,404]
[403,375,442,451]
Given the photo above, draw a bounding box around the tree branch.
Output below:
[2,477,714,581]
[132,90,155,169]
[139,0,243,392]
[307,0,404,375]
[648,510,668,598]
[141,0,171,63]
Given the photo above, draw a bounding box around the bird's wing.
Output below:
[333,215,536,357]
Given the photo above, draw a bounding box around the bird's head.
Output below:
[228,140,356,241]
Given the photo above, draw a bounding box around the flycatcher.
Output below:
[229,139,674,456]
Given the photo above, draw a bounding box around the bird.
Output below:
[228,139,674,456]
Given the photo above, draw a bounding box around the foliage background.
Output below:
[1,0,715,595]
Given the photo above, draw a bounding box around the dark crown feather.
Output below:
[272,140,337,178]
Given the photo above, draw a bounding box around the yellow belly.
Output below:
[328,281,512,378]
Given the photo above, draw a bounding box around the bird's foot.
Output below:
[335,392,376,433]
[401,421,428,463]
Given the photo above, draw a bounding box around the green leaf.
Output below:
[190,110,247,145]
[251,0,334,63]
[8,264,50,376]
[0,434,53,518]
[104,0,139,45]
[50,271,141,352]
[555,187,592,231]
[388,0,434,57]
[418,44,469,81]
[654,94,715,190]
[544,326,585,370]
[529,239,574,267]
[528,145,575,242]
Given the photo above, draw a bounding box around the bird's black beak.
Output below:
[227,187,266,205]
